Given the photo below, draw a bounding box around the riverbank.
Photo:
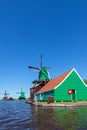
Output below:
[26,100,87,107]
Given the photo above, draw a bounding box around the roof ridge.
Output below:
[53,69,72,79]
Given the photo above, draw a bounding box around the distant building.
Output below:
[35,68,87,102]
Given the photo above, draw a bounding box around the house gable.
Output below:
[54,69,87,101]
[54,68,87,90]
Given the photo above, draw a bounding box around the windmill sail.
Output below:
[16,88,26,100]
[28,55,51,81]
[28,66,40,70]
[40,54,42,68]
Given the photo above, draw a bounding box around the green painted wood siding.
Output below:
[36,94,40,101]
[44,90,54,101]
[54,70,87,101]
[36,90,54,101]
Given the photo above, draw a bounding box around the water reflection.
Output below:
[0,100,87,130]
[34,106,62,130]
[33,106,87,130]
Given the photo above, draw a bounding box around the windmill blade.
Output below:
[44,67,50,70]
[21,88,26,93]
[28,66,40,70]
[1,93,9,95]
[4,90,9,95]
[16,92,26,94]
[5,93,9,95]
[40,54,42,68]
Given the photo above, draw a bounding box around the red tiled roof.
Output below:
[36,69,72,94]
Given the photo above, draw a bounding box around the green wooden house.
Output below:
[36,68,87,102]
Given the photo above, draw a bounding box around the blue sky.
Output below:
[0,0,87,99]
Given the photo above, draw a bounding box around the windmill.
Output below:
[16,88,26,100]
[28,55,51,102]
[1,90,9,100]
[28,54,51,83]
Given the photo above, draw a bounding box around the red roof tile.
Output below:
[36,69,71,94]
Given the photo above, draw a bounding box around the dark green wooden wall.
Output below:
[36,90,54,101]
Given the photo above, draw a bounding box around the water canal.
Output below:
[0,100,87,130]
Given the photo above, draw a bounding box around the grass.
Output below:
[37,101,87,105]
